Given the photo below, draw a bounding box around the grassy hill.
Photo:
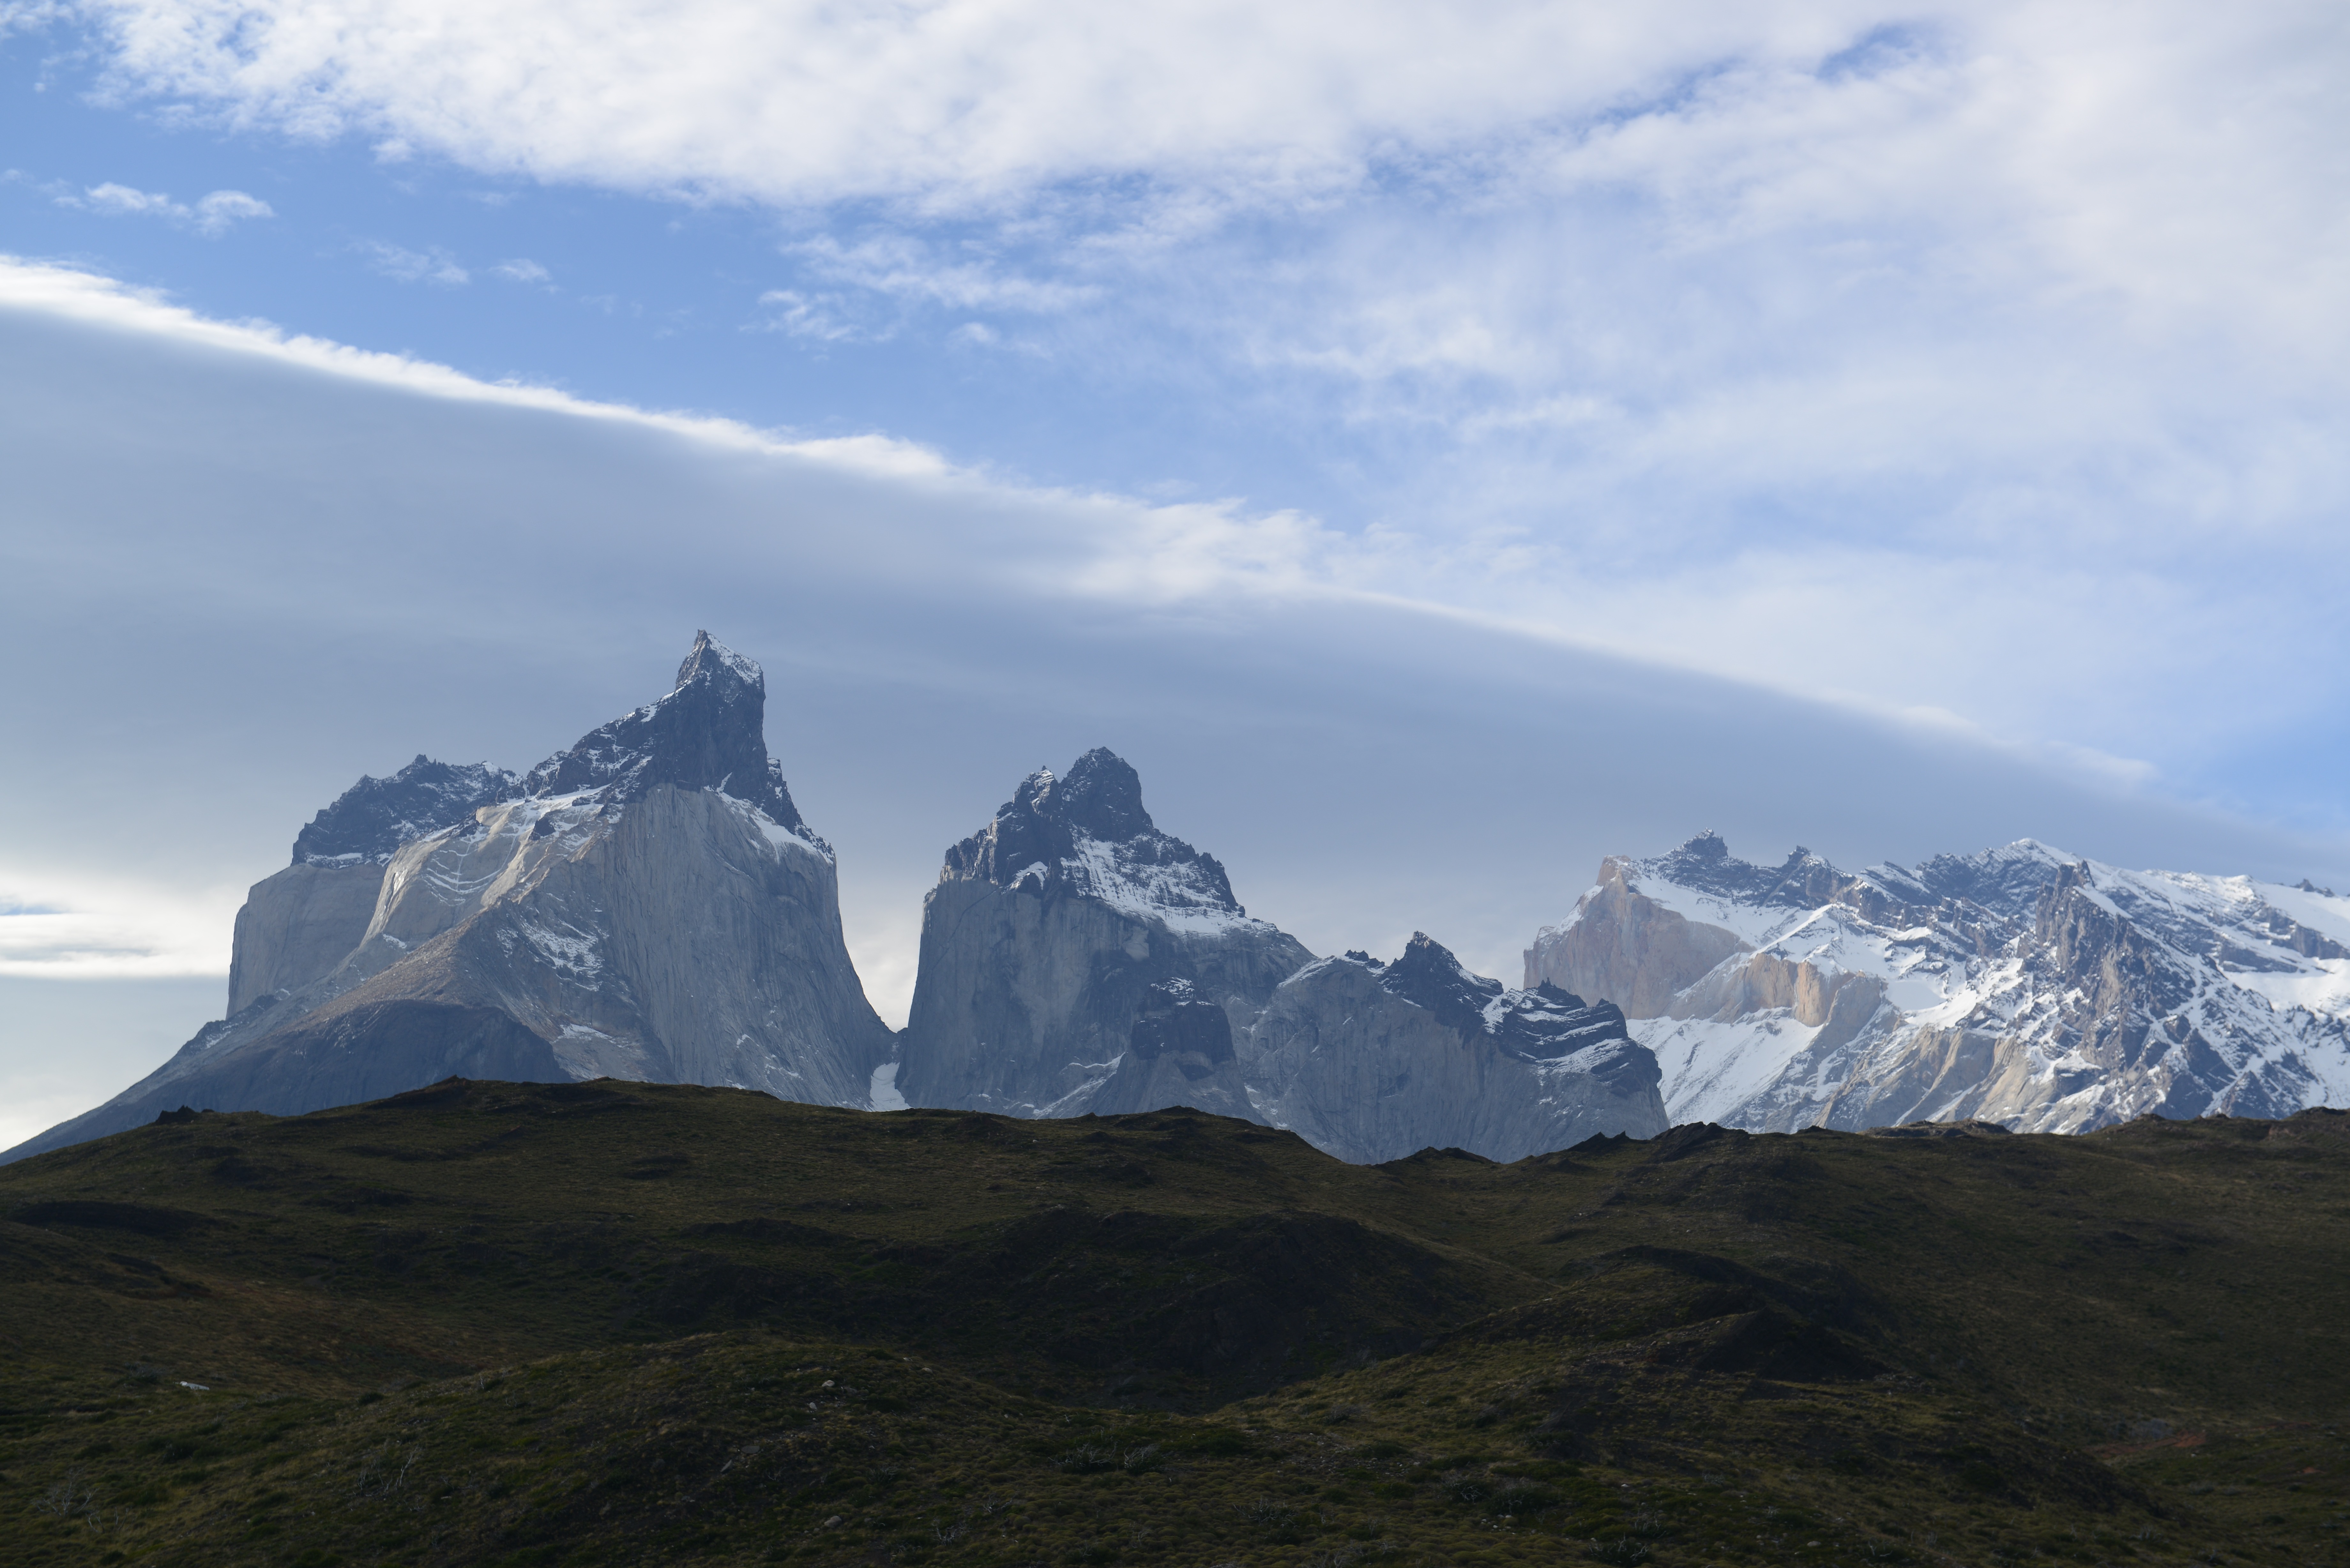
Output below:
[2,1078,2345,1567]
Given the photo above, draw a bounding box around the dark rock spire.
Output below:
[521,630,805,831]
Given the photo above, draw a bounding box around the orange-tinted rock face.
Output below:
[1523,857,1749,1018]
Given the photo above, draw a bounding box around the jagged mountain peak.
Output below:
[990,749,1153,843]
[1054,747,1154,841]
[1639,833,1855,911]
[939,750,1249,931]
[520,631,809,837]
[1251,932,1660,1160]
[1380,931,1499,1011]
[673,628,763,694]
[291,756,518,867]
[1889,838,2083,918]
[1367,932,1624,1064]
[1676,829,1731,863]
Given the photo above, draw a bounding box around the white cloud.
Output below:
[356,239,469,285]
[0,2,66,35]
[491,256,550,283]
[74,179,177,216]
[6,247,2344,805]
[191,187,270,232]
[57,180,273,233]
[0,257,951,471]
[785,234,1097,314]
[29,2,2349,790]
[64,0,1881,204]
[0,871,236,978]
[751,288,861,343]
[50,0,2345,322]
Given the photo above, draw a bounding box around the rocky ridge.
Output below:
[1525,831,2350,1132]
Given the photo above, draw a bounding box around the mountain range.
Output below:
[10,633,2346,1163]
[1528,832,2350,1132]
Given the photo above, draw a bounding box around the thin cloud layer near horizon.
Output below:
[1,0,2346,1143]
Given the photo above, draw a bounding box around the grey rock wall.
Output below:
[899,750,1313,1120]
[226,861,387,1015]
[1243,937,1667,1164]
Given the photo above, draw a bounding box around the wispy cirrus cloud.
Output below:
[783,234,1098,315]
[0,872,235,979]
[750,288,861,343]
[55,180,272,234]
[356,238,468,285]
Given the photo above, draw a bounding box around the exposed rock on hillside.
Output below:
[1526,832,2350,1132]
[1245,934,1667,1163]
[230,757,518,1014]
[898,749,1315,1119]
[5,633,894,1164]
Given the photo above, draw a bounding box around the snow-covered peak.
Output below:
[291,756,517,867]
[1613,835,2105,950]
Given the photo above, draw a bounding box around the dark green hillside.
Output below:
[2,1081,2346,1567]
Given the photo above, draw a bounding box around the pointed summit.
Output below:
[1055,747,1154,840]
[522,631,805,831]
[673,628,764,694]
[1679,829,1730,862]
[940,747,1237,916]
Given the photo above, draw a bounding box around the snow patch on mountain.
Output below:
[720,790,832,864]
[1062,833,1258,935]
[936,747,1277,939]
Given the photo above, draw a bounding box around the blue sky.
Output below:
[2,0,2346,1142]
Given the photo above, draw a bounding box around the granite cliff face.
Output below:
[228,757,517,1015]
[1526,832,2350,1133]
[1244,935,1666,1163]
[898,750,1315,1119]
[5,634,895,1163]
[897,753,1668,1161]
